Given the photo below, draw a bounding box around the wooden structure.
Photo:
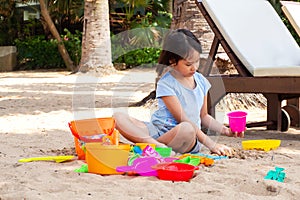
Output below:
[195,0,300,131]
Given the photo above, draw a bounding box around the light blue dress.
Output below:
[145,71,211,143]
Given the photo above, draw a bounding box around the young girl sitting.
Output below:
[113,29,241,156]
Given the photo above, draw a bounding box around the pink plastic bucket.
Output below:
[227,111,247,133]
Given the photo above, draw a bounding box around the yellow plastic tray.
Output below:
[242,140,281,151]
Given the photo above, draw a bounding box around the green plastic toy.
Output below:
[74,164,88,173]
[174,156,200,166]
[264,166,286,182]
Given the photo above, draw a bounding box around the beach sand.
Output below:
[0,68,299,200]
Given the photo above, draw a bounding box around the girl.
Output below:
[113,29,239,155]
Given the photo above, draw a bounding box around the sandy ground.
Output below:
[0,68,299,200]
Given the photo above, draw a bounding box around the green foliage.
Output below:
[113,47,161,68]
[15,36,64,69]
[111,0,172,32]
[21,19,44,39]
[62,28,82,66]
[14,29,82,69]
[111,10,171,68]
[48,0,84,33]
[4,0,170,70]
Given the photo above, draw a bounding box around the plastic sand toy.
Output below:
[177,154,214,166]
[120,145,177,176]
[227,111,247,135]
[155,147,172,158]
[194,153,228,160]
[68,117,119,160]
[174,156,201,166]
[132,146,143,155]
[116,157,159,176]
[142,145,162,159]
[18,155,75,163]
[85,143,131,175]
[242,139,281,151]
[152,162,199,182]
[264,166,286,182]
[75,164,88,173]
[135,143,156,150]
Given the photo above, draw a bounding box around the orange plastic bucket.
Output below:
[68,117,117,160]
[74,137,86,160]
[69,117,115,138]
[85,143,131,175]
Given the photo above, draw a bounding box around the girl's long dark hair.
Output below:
[158,29,202,66]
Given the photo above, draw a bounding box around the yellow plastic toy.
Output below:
[242,140,281,151]
[19,155,75,163]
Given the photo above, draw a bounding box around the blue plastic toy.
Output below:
[193,152,228,160]
[133,146,143,155]
[264,166,286,182]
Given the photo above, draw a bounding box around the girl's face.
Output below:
[173,49,200,77]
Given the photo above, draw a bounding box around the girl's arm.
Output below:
[200,95,229,135]
[161,95,232,155]
[200,95,241,137]
[161,96,189,122]
[198,95,234,155]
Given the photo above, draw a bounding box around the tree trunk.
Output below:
[79,0,115,75]
[39,0,75,71]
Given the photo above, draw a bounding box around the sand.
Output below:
[0,68,299,200]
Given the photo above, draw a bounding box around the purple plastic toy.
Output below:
[116,157,159,176]
[116,145,178,176]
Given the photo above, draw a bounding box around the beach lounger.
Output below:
[281,1,300,37]
[195,0,300,131]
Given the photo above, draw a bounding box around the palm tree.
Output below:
[79,0,114,74]
[0,0,76,71]
[39,0,75,71]
[0,0,75,71]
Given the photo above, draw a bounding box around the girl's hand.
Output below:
[210,143,233,156]
[222,126,245,138]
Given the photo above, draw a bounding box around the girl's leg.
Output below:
[113,112,167,147]
[157,121,196,154]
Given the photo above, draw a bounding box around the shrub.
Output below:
[15,36,64,70]
[113,47,161,68]
[14,29,82,70]
[62,29,82,67]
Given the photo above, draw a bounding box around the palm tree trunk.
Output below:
[79,0,114,74]
[39,0,75,71]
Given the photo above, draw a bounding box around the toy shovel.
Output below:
[116,157,159,176]
[19,155,75,163]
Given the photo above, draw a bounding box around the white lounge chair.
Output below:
[195,0,300,131]
[281,1,300,37]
